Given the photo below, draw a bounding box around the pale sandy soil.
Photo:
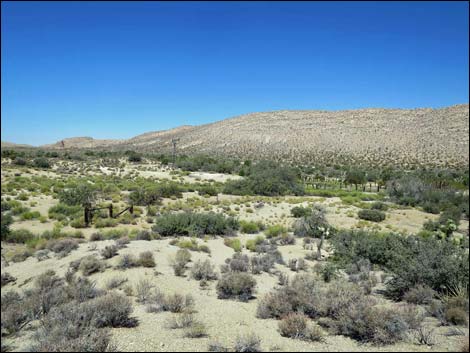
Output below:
[2,237,467,352]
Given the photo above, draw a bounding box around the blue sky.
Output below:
[1,1,468,146]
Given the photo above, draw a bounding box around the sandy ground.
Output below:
[2,237,467,352]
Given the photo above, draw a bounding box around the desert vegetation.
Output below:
[1,147,468,352]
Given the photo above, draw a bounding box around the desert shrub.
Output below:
[163,293,194,313]
[293,205,329,237]
[86,292,136,328]
[291,206,312,218]
[139,251,156,267]
[136,230,152,241]
[249,253,278,274]
[153,211,239,237]
[48,203,82,219]
[105,276,128,290]
[115,236,130,248]
[135,279,154,303]
[20,210,41,220]
[224,160,304,197]
[278,312,308,338]
[11,248,33,262]
[265,224,287,238]
[445,307,468,326]
[234,333,262,352]
[184,322,208,338]
[12,157,27,165]
[95,218,118,228]
[3,228,35,243]
[79,255,105,276]
[224,238,242,252]
[422,202,440,214]
[170,249,192,276]
[216,272,256,301]
[222,253,250,273]
[174,238,211,253]
[101,245,119,259]
[116,254,140,270]
[197,185,218,197]
[245,235,265,252]
[90,232,104,241]
[208,341,230,352]
[319,262,338,282]
[33,157,51,169]
[403,284,436,305]
[240,220,260,234]
[358,209,386,222]
[46,238,79,257]
[70,216,87,228]
[371,202,388,211]
[58,183,97,206]
[191,259,218,281]
[64,274,102,303]
[334,303,418,345]
[1,211,13,240]
[28,270,70,316]
[440,205,462,226]
[1,272,16,287]
[166,312,195,329]
[330,230,469,299]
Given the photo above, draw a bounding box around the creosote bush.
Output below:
[216,272,256,301]
[101,245,119,259]
[139,251,156,267]
[357,209,386,222]
[170,249,192,276]
[234,333,262,352]
[79,255,105,276]
[153,211,239,237]
[191,259,218,281]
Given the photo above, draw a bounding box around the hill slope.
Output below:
[42,104,469,168]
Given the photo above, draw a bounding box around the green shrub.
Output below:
[3,228,35,243]
[239,220,259,234]
[291,206,312,218]
[216,272,256,301]
[153,212,239,237]
[79,255,105,276]
[139,251,156,268]
[371,202,388,211]
[224,238,242,252]
[265,224,287,238]
[403,284,436,305]
[234,333,262,352]
[278,312,308,338]
[357,209,386,222]
[330,230,469,299]
[445,307,468,326]
[95,218,118,228]
[190,259,218,281]
[116,254,140,270]
[245,236,265,252]
[101,245,119,259]
[170,249,192,276]
[223,160,304,196]
[33,157,51,169]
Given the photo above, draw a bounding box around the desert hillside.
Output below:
[42,104,469,168]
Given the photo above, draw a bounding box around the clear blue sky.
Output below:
[1,1,468,146]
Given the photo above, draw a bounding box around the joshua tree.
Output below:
[294,205,330,260]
